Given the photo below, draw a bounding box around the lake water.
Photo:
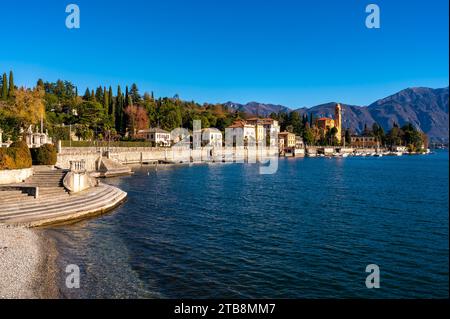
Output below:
[47,151,449,298]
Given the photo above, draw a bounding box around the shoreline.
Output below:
[0,225,59,299]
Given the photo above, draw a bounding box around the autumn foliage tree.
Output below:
[124,105,149,134]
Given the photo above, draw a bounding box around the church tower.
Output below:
[334,103,342,143]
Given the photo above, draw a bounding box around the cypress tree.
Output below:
[95,86,103,103]
[83,88,91,100]
[108,86,113,114]
[1,73,7,99]
[8,70,14,97]
[108,86,115,128]
[115,86,123,133]
[124,86,129,107]
[37,78,44,88]
[91,90,95,101]
[103,86,109,109]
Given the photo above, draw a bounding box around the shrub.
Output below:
[8,140,32,169]
[31,144,57,165]
[0,141,32,169]
[0,148,15,170]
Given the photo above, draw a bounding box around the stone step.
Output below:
[0,193,68,206]
[0,192,77,210]
[0,188,123,222]
[5,191,126,226]
[0,191,28,198]
[0,186,118,216]
[26,183,64,187]
[0,183,127,227]
[38,188,67,192]
[0,194,32,202]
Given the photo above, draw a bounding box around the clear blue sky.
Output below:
[0,0,448,108]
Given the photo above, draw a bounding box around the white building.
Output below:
[136,128,171,147]
[295,136,304,149]
[245,117,280,147]
[227,120,256,146]
[202,128,223,148]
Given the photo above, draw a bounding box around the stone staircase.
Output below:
[25,169,68,187]
[0,168,127,227]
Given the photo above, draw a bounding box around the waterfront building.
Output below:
[136,128,171,147]
[201,128,223,147]
[279,131,296,148]
[227,120,256,146]
[278,131,296,155]
[315,103,342,144]
[295,136,304,149]
[246,117,280,146]
[350,135,378,148]
[391,145,408,152]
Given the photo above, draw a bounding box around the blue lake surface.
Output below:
[48,151,449,298]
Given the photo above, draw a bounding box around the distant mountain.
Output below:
[223,101,291,116]
[224,87,449,142]
[295,102,375,134]
[367,87,449,142]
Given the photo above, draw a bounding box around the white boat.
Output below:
[342,153,349,158]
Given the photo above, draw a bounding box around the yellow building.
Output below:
[278,131,296,148]
[315,103,342,144]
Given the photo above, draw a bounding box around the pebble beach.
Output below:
[0,225,59,299]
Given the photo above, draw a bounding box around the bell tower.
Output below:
[335,103,342,143]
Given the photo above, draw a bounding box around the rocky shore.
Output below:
[0,225,59,298]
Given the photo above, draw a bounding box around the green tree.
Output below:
[401,123,423,151]
[386,125,403,147]
[124,86,129,107]
[130,83,141,104]
[78,101,106,129]
[1,73,7,99]
[8,70,14,97]
[345,128,351,145]
[302,124,315,146]
[115,86,124,133]
[329,127,338,145]
[103,86,109,109]
[95,86,103,104]
[37,78,44,89]
[83,88,91,101]
[288,111,302,135]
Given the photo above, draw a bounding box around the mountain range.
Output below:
[224,87,449,142]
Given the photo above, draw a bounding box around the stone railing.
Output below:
[64,159,97,193]
[69,159,86,173]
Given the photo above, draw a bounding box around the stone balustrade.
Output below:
[69,159,86,173]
